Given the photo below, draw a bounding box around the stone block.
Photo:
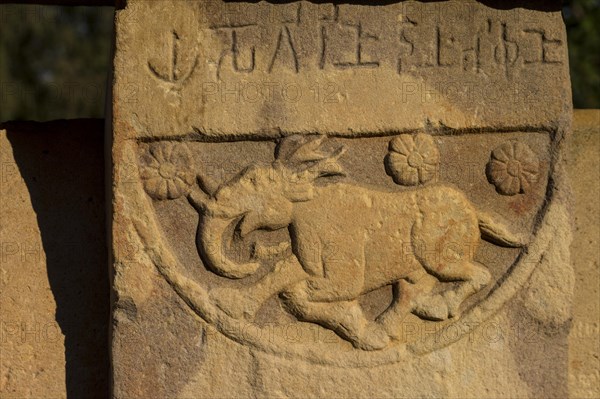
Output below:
[110,1,574,397]
[568,109,600,399]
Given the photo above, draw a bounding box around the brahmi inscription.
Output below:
[149,2,565,84]
[192,2,564,78]
[115,0,570,137]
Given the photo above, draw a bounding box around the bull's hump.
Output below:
[313,183,419,212]
[416,184,471,205]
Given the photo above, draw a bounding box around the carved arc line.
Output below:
[147,56,199,87]
[131,215,406,367]
[132,213,219,325]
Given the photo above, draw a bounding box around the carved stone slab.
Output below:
[110,1,574,398]
[114,0,570,138]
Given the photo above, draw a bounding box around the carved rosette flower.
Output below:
[139,142,195,200]
[487,141,539,196]
[385,133,440,186]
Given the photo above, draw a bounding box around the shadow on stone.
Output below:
[4,119,109,398]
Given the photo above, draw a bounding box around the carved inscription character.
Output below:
[186,5,566,79]
[320,7,379,70]
[211,24,257,79]
[147,30,198,87]
[523,28,563,64]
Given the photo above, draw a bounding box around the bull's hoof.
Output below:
[352,324,390,351]
[412,294,449,321]
[442,291,461,319]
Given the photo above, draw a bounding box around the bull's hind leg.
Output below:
[426,261,491,318]
[377,273,444,339]
[412,185,490,317]
[376,269,438,338]
[376,280,418,339]
[280,283,390,351]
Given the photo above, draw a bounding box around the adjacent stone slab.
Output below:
[111,1,574,398]
[568,109,600,399]
[0,120,108,399]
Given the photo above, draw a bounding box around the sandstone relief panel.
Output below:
[111,1,573,398]
[130,130,552,361]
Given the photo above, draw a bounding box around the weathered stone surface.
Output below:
[0,120,108,399]
[111,1,574,398]
[568,109,600,399]
[114,0,571,138]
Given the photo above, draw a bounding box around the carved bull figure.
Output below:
[188,135,526,350]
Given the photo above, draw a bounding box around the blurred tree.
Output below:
[0,5,113,121]
[564,0,600,108]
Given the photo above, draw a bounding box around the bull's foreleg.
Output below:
[281,281,390,351]
[210,256,307,320]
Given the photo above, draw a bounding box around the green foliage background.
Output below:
[0,6,113,121]
[564,0,600,108]
[0,2,598,121]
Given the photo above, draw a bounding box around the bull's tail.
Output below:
[477,211,528,248]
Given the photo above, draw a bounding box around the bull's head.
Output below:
[189,135,345,279]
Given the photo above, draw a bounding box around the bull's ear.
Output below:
[306,146,347,179]
[197,173,219,196]
[312,161,346,178]
[276,135,327,164]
